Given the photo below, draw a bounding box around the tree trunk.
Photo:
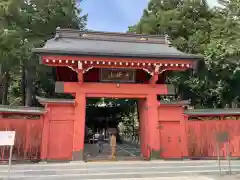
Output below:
[48,67,56,97]
[2,72,10,105]
[21,65,26,106]
[0,70,6,104]
[25,66,34,106]
[52,67,56,81]
[131,112,135,139]
[0,82,3,104]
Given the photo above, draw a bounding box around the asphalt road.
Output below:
[0,160,240,180]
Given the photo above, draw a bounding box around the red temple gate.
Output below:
[1,100,240,161]
[32,29,199,161]
[0,29,239,162]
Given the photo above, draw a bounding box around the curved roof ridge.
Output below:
[33,28,202,60]
[55,28,168,45]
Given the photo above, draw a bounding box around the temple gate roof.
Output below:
[33,28,202,60]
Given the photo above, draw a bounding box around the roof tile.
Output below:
[33,29,202,60]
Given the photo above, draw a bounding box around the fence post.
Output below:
[216,141,221,173]
[226,142,232,175]
[182,115,189,158]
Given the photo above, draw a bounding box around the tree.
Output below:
[0,0,24,104]
[0,28,24,104]
[201,0,240,107]
[0,0,87,105]
[128,0,240,108]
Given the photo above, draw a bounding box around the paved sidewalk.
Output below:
[110,175,240,180]
[81,176,239,180]
[209,174,240,180]
[0,160,240,179]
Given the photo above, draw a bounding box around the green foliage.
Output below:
[129,0,240,108]
[1,0,240,111]
[0,0,87,105]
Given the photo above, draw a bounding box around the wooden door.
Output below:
[47,121,73,160]
[159,122,182,159]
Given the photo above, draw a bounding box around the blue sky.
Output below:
[79,0,218,32]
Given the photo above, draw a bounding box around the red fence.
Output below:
[186,120,240,158]
[0,117,43,162]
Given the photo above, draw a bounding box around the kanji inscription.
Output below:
[100,68,136,82]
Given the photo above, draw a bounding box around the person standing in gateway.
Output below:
[97,132,105,153]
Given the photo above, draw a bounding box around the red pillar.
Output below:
[138,99,148,159]
[72,93,86,161]
[146,93,159,159]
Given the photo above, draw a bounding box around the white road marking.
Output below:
[119,178,215,180]
[0,164,235,173]
[40,177,215,180]
[0,168,237,179]
[0,160,238,168]
[139,178,215,180]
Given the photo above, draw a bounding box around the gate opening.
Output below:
[84,97,145,161]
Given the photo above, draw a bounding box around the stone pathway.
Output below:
[84,142,141,161]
